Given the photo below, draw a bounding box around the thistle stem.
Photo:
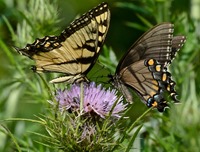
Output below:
[80,82,84,114]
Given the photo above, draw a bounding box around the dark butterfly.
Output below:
[110,23,186,112]
[16,2,110,83]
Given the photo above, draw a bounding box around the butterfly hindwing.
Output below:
[115,58,179,112]
[144,59,179,111]
[17,2,110,83]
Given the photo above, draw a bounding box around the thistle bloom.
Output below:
[56,82,126,118]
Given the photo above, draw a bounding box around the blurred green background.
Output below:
[0,0,200,151]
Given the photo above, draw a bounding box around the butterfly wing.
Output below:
[118,58,178,112]
[116,23,173,71]
[117,23,186,71]
[114,23,186,111]
[171,36,186,63]
[17,2,110,83]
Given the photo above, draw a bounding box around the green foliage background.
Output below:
[0,0,200,151]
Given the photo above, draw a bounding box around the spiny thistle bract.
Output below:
[41,82,127,151]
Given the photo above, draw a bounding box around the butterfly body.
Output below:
[16,2,110,83]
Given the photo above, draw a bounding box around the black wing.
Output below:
[117,23,186,71]
[114,23,186,111]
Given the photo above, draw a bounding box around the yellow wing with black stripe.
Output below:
[16,2,110,83]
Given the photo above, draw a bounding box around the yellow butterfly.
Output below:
[16,2,110,83]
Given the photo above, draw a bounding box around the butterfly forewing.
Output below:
[171,36,186,62]
[17,2,110,83]
[117,23,174,71]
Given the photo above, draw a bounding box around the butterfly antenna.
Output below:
[89,61,110,82]
[11,45,20,53]
[96,59,112,71]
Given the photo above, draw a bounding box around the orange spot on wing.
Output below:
[148,59,154,66]
[167,85,171,91]
[162,73,167,81]
[156,65,161,71]
[152,101,158,107]
[44,42,51,48]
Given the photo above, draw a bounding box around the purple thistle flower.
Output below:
[55,82,126,118]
